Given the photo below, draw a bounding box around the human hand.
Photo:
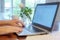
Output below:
[0,26,23,35]
[8,19,24,28]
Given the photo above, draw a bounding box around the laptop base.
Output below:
[17,25,48,36]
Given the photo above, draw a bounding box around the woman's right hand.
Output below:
[0,26,23,35]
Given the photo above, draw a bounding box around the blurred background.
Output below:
[0,0,46,20]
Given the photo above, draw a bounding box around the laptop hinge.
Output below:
[32,25,50,33]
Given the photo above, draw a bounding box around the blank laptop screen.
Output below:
[33,4,58,28]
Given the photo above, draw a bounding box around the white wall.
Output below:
[46,0,60,3]
[46,0,59,3]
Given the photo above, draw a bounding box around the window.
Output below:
[13,0,21,16]
[25,0,46,7]
[0,0,46,20]
[25,0,46,19]
[4,0,21,19]
[4,0,12,19]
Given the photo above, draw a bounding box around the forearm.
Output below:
[0,26,22,35]
[0,20,11,25]
[0,27,9,35]
[0,26,14,35]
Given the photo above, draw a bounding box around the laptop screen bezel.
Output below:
[32,2,59,32]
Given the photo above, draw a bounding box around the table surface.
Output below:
[26,31,60,40]
[0,33,27,40]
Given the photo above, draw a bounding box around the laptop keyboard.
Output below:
[25,25,44,33]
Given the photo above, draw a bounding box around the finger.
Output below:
[18,20,25,27]
[15,28,23,33]
[18,23,23,27]
[12,22,23,27]
[13,27,23,33]
[12,19,25,27]
[10,23,18,27]
[8,26,23,33]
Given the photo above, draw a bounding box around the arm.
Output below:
[0,19,24,27]
[0,20,10,25]
[0,26,22,35]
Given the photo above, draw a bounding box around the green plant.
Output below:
[20,7,32,20]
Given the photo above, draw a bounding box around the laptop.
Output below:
[17,2,59,36]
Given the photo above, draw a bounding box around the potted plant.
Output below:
[19,3,32,21]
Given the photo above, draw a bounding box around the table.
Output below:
[26,31,60,40]
[0,33,27,40]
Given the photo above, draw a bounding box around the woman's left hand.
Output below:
[8,19,24,28]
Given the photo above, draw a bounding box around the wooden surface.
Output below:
[0,33,27,40]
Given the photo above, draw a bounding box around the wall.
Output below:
[46,0,59,3]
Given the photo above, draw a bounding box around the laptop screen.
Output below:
[32,3,58,29]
